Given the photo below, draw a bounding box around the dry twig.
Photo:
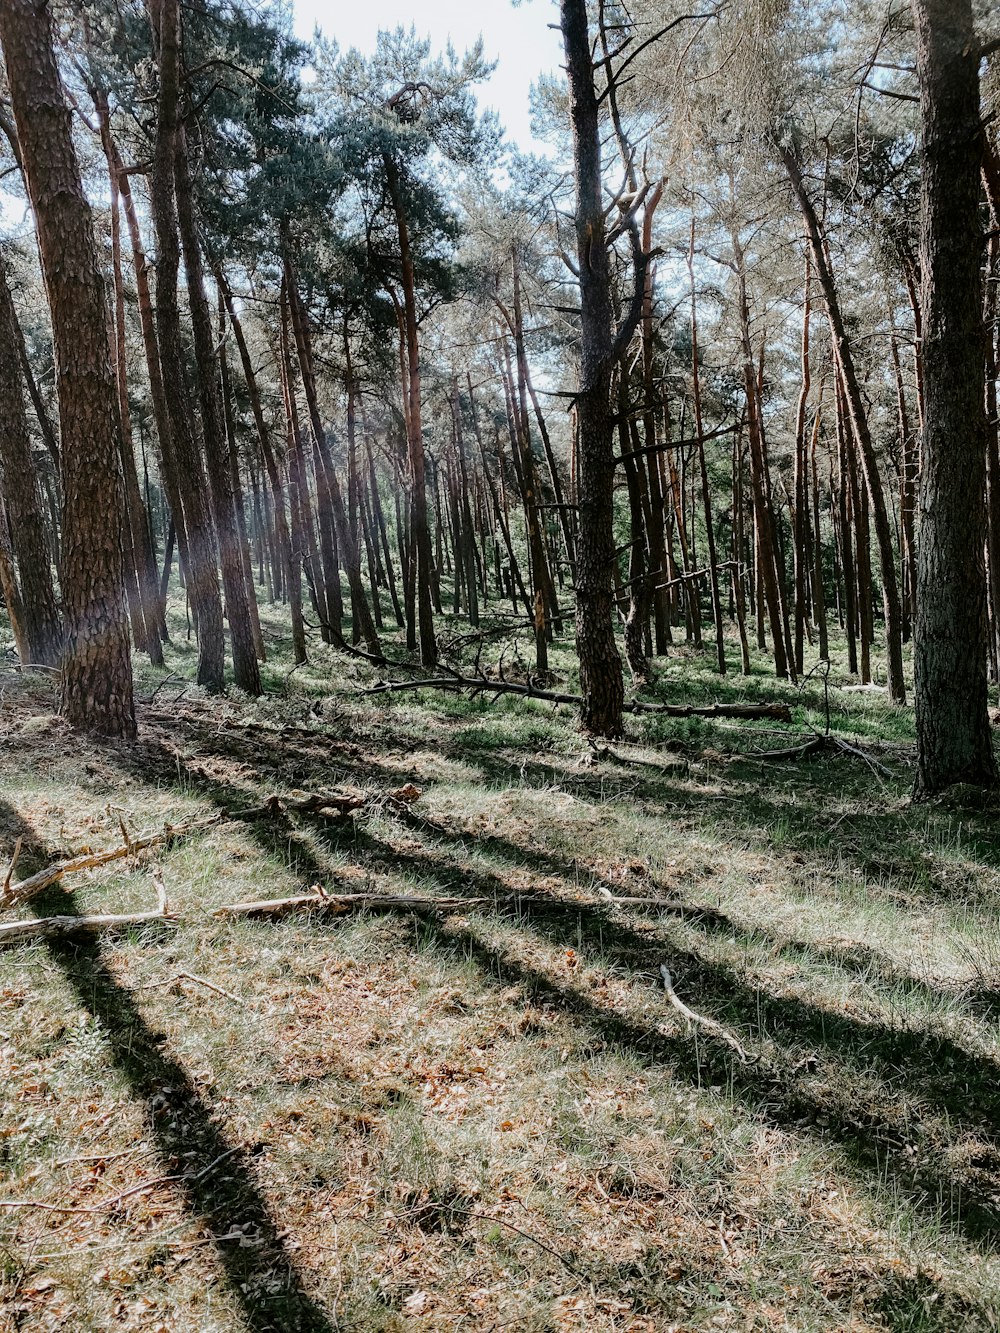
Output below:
[659,963,749,1062]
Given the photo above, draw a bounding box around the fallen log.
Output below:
[362,674,792,723]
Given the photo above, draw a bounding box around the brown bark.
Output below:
[781,147,905,702]
[218,269,305,664]
[284,263,380,657]
[100,118,164,665]
[911,0,998,795]
[0,259,61,665]
[733,232,791,681]
[0,0,135,736]
[147,0,225,691]
[173,121,261,695]
[689,220,725,675]
[384,154,436,665]
[561,0,625,735]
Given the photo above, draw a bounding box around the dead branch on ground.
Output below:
[659,963,749,1062]
[0,873,175,947]
[214,886,487,920]
[362,671,792,722]
[0,790,396,915]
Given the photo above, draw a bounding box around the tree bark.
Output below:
[911,0,998,796]
[781,146,905,702]
[173,122,261,696]
[561,0,624,736]
[0,258,61,666]
[384,155,436,665]
[147,0,225,691]
[0,0,135,736]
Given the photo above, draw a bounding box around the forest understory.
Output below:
[2,596,1000,1332]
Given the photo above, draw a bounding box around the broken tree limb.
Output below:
[361,674,792,723]
[659,963,749,1062]
[0,875,176,948]
[751,732,898,777]
[754,736,827,761]
[139,970,243,1005]
[0,790,381,916]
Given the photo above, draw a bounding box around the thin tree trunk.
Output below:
[147,0,224,691]
[782,146,905,702]
[0,258,61,665]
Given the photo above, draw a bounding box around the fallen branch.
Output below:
[0,791,376,915]
[751,732,897,777]
[659,963,749,1062]
[596,885,685,910]
[0,1146,241,1216]
[139,970,243,1005]
[754,736,827,761]
[362,673,792,723]
[0,874,175,947]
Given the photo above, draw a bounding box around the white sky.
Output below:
[290,0,564,153]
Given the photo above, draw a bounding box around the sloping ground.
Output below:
[1,641,1000,1332]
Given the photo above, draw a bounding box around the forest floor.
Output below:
[2,600,1000,1331]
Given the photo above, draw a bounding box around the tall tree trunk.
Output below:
[217,268,304,663]
[284,265,380,658]
[689,220,725,674]
[0,0,135,735]
[173,123,261,695]
[561,0,625,734]
[0,259,61,665]
[781,147,905,702]
[95,89,164,666]
[733,234,791,680]
[147,0,224,691]
[384,156,436,665]
[911,0,998,795]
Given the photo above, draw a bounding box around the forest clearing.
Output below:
[2,0,1000,1327]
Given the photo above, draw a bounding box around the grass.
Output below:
[0,594,999,1329]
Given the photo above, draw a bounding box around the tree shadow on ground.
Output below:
[90,721,1000,1251]
[0,799,337,1333]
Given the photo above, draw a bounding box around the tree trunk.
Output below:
[911,0,998,795]
[384,156,436,665]
[782,146,905,702]
[0,0,135,736]
[561,0,625,735]
[95,91,164,666]
[147,0,224,691]
[284,263,380,657]
[0,258,61,665]
[173,123,261,695]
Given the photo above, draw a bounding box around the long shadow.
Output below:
[121,740,1000,1157]
[348,822,1000,1121]
[0,799,337,1333]
[97,728,1000,1245]
[398,900,1000,1249]
[450,740,1000,901]
[289,812,1000,1249]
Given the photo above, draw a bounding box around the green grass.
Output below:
[1,594,1000,1329]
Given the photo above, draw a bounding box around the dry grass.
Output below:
[1,610,1000,1331]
